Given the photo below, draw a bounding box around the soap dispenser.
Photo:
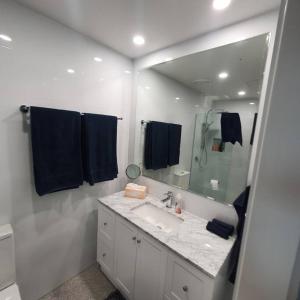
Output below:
[175,193,183,214]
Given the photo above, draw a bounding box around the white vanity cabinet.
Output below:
[98,203,168,300]
[97,202,227,300]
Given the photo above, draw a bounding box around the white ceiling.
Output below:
[16,0,280,58]
[152,34,269,100]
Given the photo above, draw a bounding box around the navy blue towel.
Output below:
[221,113,243,146]
[229,186,251,283]
[168,123,182,166]
[82,113,118,185]
[212,219,234,236]
[206,221,230,240]
[30,106,83,196]
[144,121,169,170]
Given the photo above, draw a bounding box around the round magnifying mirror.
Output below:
[126,164,141,180]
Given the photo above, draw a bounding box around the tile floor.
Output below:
[39,264,115,300]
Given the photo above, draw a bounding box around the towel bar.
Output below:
[19,105,123,120]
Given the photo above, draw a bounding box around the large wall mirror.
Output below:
[134,34,269,205]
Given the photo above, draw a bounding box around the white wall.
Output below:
[233,0,300,299]
[131,11,278,224]
[0,1,132,299]
[134,69,204,186]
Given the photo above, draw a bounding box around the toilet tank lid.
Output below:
[0,224,13,241]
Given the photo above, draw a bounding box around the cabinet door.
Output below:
[98,237,114,279]
[165,254,214,300]
[114,217,138,299]
[98,204,115,244]
[134,232,167,300]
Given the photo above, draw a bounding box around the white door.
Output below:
[134,232,168,300]
[114,217,138,299]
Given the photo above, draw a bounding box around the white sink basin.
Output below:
[132,202,183,233]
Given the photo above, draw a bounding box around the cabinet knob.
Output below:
[103,222,107,226]
[182,285,188,292]
[102,253,106,257]
[137,239,141,244]
[132,236,137,240]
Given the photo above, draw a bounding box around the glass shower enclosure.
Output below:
[189,111,255,204]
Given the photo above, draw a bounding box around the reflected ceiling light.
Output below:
[175,97,181,100]
[133,35,145,46]
[0,34,12,42]
[165,57,173,62]
[145,86,151,90]
[218,72,228,79]
[212,0,231,10]
[238,90,246,96]
[67,69,75,74]
[249,102,255,105]
[94,57,103,62]
[124,70,131,74]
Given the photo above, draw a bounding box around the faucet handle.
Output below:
[164,191,173,196]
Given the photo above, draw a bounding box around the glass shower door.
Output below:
[189,112,233,202]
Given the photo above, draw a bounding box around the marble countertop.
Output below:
[98,192,235,278]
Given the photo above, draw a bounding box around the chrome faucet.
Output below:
[161,191,175,208]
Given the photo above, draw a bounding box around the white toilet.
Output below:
[0,224,21,300]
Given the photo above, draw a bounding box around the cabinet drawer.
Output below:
[165,254,213,300]
[98,238,114,278]
[98,205,115,242]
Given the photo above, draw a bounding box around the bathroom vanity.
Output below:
[97,192,235,300]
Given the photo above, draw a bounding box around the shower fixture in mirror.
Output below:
[134,34,269,205]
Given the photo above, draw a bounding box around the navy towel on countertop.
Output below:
[212,218,234,236]
[229,186,251,283]
[144,121,169,170]
[30,106,83,196]
[206,221,230,240]
[82,113,118,185]
[168,123,182,166]
[221,113,243,146]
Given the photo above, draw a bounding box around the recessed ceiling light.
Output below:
[67,69,75,74]
[175,97,181,100]
[212,0,231,10]
[218,72,228,79]
[133,35,145,46]
[124,70,131,74]
[94,57,103,62]
[238,90,246,96]
[249,102,255,105]
[0,34,12,42]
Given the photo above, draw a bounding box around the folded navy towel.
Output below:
[212,219,234,236]
[82,113,118,185]
[168,123,182,166]
[144,121,169,170]
[30,106,83,196]
[221,113,243,146]
[206,221,230,240]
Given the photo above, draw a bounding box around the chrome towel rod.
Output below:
[19,105,123,120]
